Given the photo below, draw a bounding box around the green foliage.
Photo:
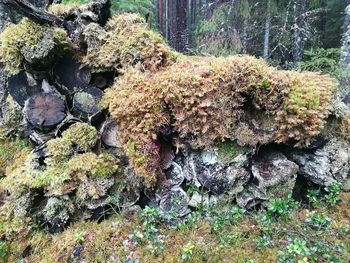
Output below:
[325,181,342,206]
[263,194,298,223]
[298,48,341,75]
[0,241,8,258]
[181,242,195,261]
[305,210,331,229]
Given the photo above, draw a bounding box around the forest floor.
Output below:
[1,189,350,262]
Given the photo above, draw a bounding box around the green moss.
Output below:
[0,18,71,75]
[215,140,249,164]
[62,123,97,152]
[46,137,72,165]
[67,152,118,177]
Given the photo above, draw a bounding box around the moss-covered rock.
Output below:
[62,123,98,152]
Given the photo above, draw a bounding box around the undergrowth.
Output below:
[0,191,349,262]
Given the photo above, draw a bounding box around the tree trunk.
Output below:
[175,0,188,53]
[0,0,65,26]
[157,0,163,35]
[292,0,307,63]
[341,4,350,66]
[263,0,271,60]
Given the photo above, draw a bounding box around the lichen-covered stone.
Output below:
[287,138,350,188]
[159,186,190,219]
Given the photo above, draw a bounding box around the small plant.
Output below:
[278,238,311,262]
[325,181,342,206]
[129,206,165,255]
[306,189,322,209]
[181,242,195,261]
[74,231,86,243]
[263,195,298,223]
[0,241,8,258]
[305,210,331,230]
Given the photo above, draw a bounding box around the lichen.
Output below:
[0,18,72,75]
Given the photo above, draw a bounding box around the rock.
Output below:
[188,191,209,208]
[188,141,251,195]
[165,162,185,186]
[252,151,299,199]
[41,196,73,233]
[159,186,190,219]
[236,185,268,209]
[118,188,140,208]
[287,138,350,188]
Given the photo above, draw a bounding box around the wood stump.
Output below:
[72,86,103,120]
[24,92,66,132]
[7,71,43,106]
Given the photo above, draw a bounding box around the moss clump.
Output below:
[0,18,71,75]
[48,3,84,16]
[338,116,350,139]
[67,152,118,178]
[62,123,98,152]
[215,140,250,164]
[83,13,177,73]
[104,55,336,186]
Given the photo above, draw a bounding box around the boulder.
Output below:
[182,141,252,196]
[159,186,190,219]
[287,138,350,188]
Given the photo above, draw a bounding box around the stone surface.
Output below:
[189,145,251,195]
[159,186,190,219]
[287,138,350,188]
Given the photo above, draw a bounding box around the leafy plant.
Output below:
[0,242,7,258]
[181,242,195,261]
[263,195,298,223]
[305,210,331,230]
[325,181,342,206]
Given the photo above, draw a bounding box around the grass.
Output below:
[0,192,349,262]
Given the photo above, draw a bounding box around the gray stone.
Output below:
[188,191,209,208]
[190,146,251,195]
[165,162,185,186]
[159,186,190,219]
[236,185,267,209]
[287,138,350,188]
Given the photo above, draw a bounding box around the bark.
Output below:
[0,0,65,26]
[158,0,163,35]
[341,4,350,66]
[175,0,188,52]
[263,0,271,59]
[292,0,307,63]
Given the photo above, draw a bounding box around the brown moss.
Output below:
[338,116,350,140]
[104,55,336,186]
[82,13,177,73]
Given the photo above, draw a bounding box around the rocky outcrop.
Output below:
[287,139,350,189]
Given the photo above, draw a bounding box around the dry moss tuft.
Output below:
[0,18,71,75]
[104,56,336,186]
[83,13,177,73]
[338,116,350,139]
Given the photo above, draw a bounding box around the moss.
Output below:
[67,152,118,178]
[104,55,336,185]
[83,13,177,73]
[62,123,98,152]
[338,116,350,140]
[215,140,249,164]
[0,18,71,75]
[46,137,72,165]
[48,3,83,16]
[0,138,29,177]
